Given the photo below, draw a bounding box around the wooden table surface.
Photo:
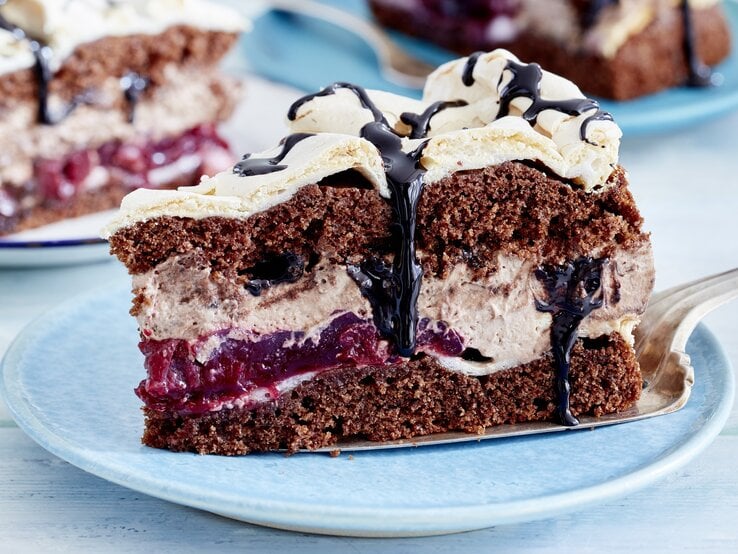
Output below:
[1,78,737,552]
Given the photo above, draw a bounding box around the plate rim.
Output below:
[0,285,735,536]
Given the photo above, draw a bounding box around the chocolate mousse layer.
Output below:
[141,332,640,454]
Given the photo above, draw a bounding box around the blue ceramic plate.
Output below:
[0,285,734,537]
[241,0,738,136]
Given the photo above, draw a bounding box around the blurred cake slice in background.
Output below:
[368,0,732,99]
[0,0,246,236]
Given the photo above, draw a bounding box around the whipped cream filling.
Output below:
[133,243,654,379]
[0,0,247,76]
[104,49,622,236]
[0,64,240,185]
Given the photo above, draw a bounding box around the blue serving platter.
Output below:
[241,0,738,136]
[0,285,734,537]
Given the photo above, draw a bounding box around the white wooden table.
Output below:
[1,78,737,552]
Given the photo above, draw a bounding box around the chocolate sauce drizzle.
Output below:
[120,72,149,123]
[461,51,484,86]
[243,252,304,296]
[400,100,468,139]
[233,133,315,177]
[285,82,471,356]
[497,60,612,141]
[535,257,606,426]
[0,9,93,125]
[288,82,385,123]
[680,0,715,87]
[462,51,613,142]
[581,0,619,29]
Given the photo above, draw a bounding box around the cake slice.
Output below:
[105,49,654,455]
[368,0,732,100]
[0,0,245,235]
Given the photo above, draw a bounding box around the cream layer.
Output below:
[0,65,240,186]
[133,243,654,376]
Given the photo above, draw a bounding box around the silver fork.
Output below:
[307,268,738,452]
[636,268,738,401]
[264,0,436,89]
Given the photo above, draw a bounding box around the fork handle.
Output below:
[636,268,738,362]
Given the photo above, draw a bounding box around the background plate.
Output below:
[1,286,734,537]
[241,0,738,135]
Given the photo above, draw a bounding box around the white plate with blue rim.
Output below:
[0,284,734,537]
[240,0,738,136]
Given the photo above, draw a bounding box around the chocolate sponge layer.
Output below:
[110,161,647,278]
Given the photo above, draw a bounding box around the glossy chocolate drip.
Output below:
[0,11,92,124]
[497,60,611,141]
[120,72,149,123]
[289,82,433,357]
[461,51,485,86]
[243,252,304,296]
[400,100,468,139]
[349,131,427,357]
[535,257,606,426]
[582,0,619,29]
[288,82,385,123]
[680,0,715,87]
[233,133,315,177]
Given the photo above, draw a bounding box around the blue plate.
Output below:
[241,0,738,136]
[0,285,734,536]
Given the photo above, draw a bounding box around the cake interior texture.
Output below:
[106,49,655,454]
[0,0,244,235]
[368,0,732,100]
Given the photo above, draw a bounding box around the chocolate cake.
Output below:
[368,0,732,100]
[105,49,655,455]
[0,0,245,235]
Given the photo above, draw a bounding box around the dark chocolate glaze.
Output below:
[233,133,315,177]
[348,133,427,357]
[461,347,492,363]
[288,81,385,123]
[400,100,468,139]
[243,252,304,296]
[289,82,431,357]
[680,0,715,87]
[462,51,485,86]
[535,257,606,426]
[0,11,93,125]
[497,59,612,141]
[582,0,619,29]
[120,72,149,123]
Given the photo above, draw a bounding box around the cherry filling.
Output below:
[1,124,232,219]
[137,313,465,414]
